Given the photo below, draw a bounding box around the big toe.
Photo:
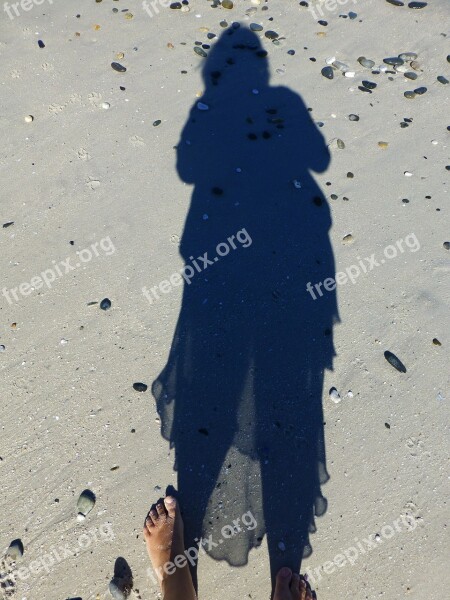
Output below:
[274,567,293,600]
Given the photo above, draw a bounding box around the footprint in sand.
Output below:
[87,92,102,106]
[405,433,427,457]
[48,103,65,114]
[41,62,54,71]
[0,557,16,599]
[129,135,145,147]
[10,70,20,79]
[69,93,82,104]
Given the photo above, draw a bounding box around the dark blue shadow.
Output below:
[152,24,338,588]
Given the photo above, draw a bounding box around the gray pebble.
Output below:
[111,62,126,73]
[384,57,404,66]
[6,540,24,561]
[250,23,263,32]
[77,489,96,520]
[404,72,418,80]
[349,114,360,121]
[358,56,375,69]
[443,242,450,250]
[194,47,207,58]
[399,52,418,61]
[404,91,416,98]
[437,75,449,84]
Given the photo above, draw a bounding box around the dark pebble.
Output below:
[100,298,112,310]
[348,11,357,19]
[404,72,418,80]
[386,0,404,5]
[3,221,14,228]
[383,57,404,66]
[385,423,391,429]
[443,241,450,250]
[38,40,45,48]
[111,62,126,73]
[358,86,372,93]
[404,91,416,99]
[384,350,407,373]
[437,75,449,84]
[265,31,279,40]
[321,66,334,80]
[432,338,442,346]
[362,80,377,89]
[170,2,182,8]
[408,1,427,7]
[153,120,161,126]
[414,86,427,94]
[287,49,296,55]
[349,114,359,121]
[133,382,148,392]
[318,20,328,26]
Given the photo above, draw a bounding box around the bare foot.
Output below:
[273,567,316,600]
[143,495,197,600]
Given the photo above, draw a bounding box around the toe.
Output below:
[149,509,159,523]
[290,573,300,595]
[164,496,177,519]
[299,579,307,600]
[156,502,167,517]
[274,567,292,599]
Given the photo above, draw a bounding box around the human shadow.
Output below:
[152,25,338,588]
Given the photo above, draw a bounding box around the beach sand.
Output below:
[0,0,449,598]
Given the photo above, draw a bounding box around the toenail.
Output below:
[279,567,291,578]
[165,496,175,504]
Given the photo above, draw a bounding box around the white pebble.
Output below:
[344,71,355,78]
[101,102,110,110]
[329,388,341,403]
[24,115,34,123]
[325,56,336,65]
[431,140,438,145]
[0,345,5,352]
[347,390,354,398]
[404,171,413,177]
[197,102,209,111]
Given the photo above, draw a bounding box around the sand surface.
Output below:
[1,0,449,599]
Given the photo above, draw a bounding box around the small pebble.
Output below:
[321,66,334,80]
[24,115,34,123]
[265,31,279,40]
[384,57,404,66]
[342,234,354,244]
[38,40,45,48]
[100,298,112,310]
[414,86,427,94]
[378,141,389,149]
[408,1,427,8]
[386,0,404,5]
[410,60,421,71]
[358,57,375,69]
[332,60,349,73]
[443,241,450,250]
[77,489,96,520]
[133,382,148,392]
[349,114,360,121]
[384,350,407,373]
[222,0,234,8]
[398,52,418,61]
[404,91,416,99]
[437,76,449,84]
[432,338,441,346]
[362,80,377,89]
[3,221,14,228]
[170,2,182,8]
[329,387,341,403]
[0,345,5,352]
[111,62,126,73]
[101,102,110,109]
[6,540,24,561]
[153,119,162,126]
[250,23,263,32]
[194,47,207,58]
[404,72,418,80]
